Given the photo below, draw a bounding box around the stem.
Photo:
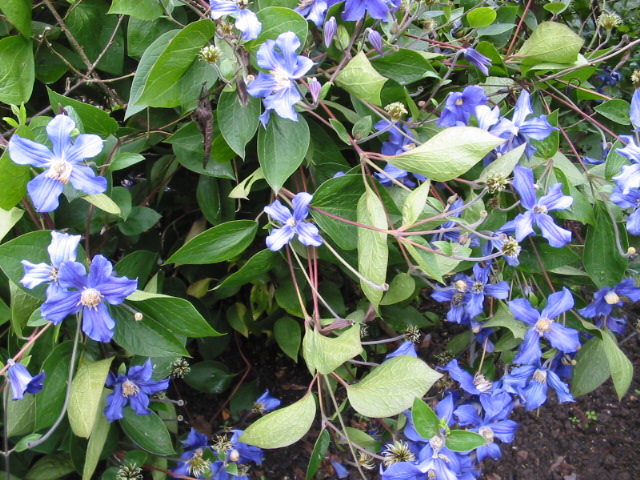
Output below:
[322,240,389,291]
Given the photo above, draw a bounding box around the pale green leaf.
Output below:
[68,356,114,438]
[347,356,441,418]
[467,7,497,28]
[572,336,610,397]
[335,51,387,106]
[303,325,362,374]
[6,390,36,436]
[108,0,164,20]
[402,180,431,227]
[602,330,633,400]
[387,127,503,182]
[380,273,415,306]
[483,303,529,340]
[478,143,526,183]
[517,21,584,64]
[83,390,111,480]
[82,193,121,216]
[0,207,23,242]
[240,393,316,448]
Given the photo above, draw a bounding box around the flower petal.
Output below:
[46,115,75,158]
[104,383,128,422]
[48,231,81,265]
[538,183,573,211]
[41,289,82,324]
[292,192,313,220]
[82,302,116,342]
[512,166,537,210]
[265,225,295,251]
[20,261,53,289]
[540,287,574,320]
[235,9,262,41]
[57,260,88,290]
[264,200,292,224]
[512,90,533,127]
[296,221,323,246]
[546,323,580,353]
[508,298,539,325]
[513,328,542,365]
[8,135,54,167]
[69,164,107,195]
[65,134,104,164]
[27,174,64,213]
[535,213,572,248]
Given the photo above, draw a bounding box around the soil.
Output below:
[173,327,640,480]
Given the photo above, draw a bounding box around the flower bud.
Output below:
[367,29,384,55]
[308,78,321,104]
[324,16,337,47]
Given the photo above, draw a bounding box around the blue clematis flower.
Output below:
[613,135,640,195]
[264,192,322,251]
[441,359,494,396]
[8,114,106,212]
[437,85,488,127]
[6,359,46,401]
[578,279,640,318]
[342,0,401,22]
[503,166,573,248]
[509,288,580,365]
[489,90,556,160]
[631,89,640,131]
[295,0,331,26]
[104,359,169,422]
[502,360,573,410]
[210,0,262,41]
[253,389,281,413]
[465,263,510,318]
[21,231,81,296]
[246,31,314,126]
[228,429,263,465]
[431,276,473,325]
[385,340,418,360]
[463,47,491,76]
[40,255,138,343]
[173,429,215,479]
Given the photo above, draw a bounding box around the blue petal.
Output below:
[264,199,293,224]
[546,369,574,403]
[255,389,281,412]
[615,278,640,301]
[626,207,640,235]
[342,0,368,21]
[49,231,81,266]
[210,0,239,19]
[385,340,417,360]
[104,383,128,422]
[491,419,519,443]
[82,302,116,342]
[296,221,323,247]
[454,404,481,427]
[381,460,424,480]
[512,90,533,127]
[65,133,104,164]
[521,374,547,410]
[41,290,82,324]
[57,260,88,290]
[68,164,108,195]
[27,174,64,213]
[25,371,46,395]
[183,428,209,449]
[613,163,640,195]
[477,443,502,462]
[292,192,313,221]
[87,255,113,288]
[546,323,580,353]
[519,115,556,141]
[631,89,640,130]
[540,287,574,320]
[263,87,300,122]
[475,105,501,131]
[8,135,54,167]
[513,328,542,365]
[266,225,295,251]
[512,166,537,210]
[254,39,279,71]
[20,261,53,289]
[508,298,540,326]
[129,391,151,415]
[46,115,75,158]
[8,363,35,400]
[246,73,279,98]
[235,9,262,41]
[535,213,572,248]
[538,183,573,211]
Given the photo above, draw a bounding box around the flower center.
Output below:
[479,426,495,443]
[604,291,620,305]
[533,205,548,214]
[454,280,468,292]
[45,158,73,184]
[452,292,465,306]
[188,449,211,478]
[533,368,547,383]
[80,288,103,309]
[49,266,59,283]
[535,317,552,334]
[429,435,445,453]
[121,379,140,397]
[236,0,249,8]
[471,281,485,294]
[270,65,292,91]
[455,98,464,106]
[473,374,493,393]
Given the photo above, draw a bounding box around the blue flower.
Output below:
[253,389,281,413]
[613,135,640,194]
[40,255,138,342]
[437,85,487,127]
[385,340,418,360]
[631,89,640,131]
[441,359,493,395]
[173,429,215,479]
[246,32,314,126]
[228,429,263,465]
[210,0,262,41]
[465,263,510,318]
[264,192,322,251]
[508,288,580,365]
[502,361,573,410]
[21,231,81,296]
[8,114,106,212]
[489,90,556,159]
[504,166,573,248]
[342,0,401,22]
[6,359,46,401]
[578,279,640,318]
[104,359,169,422]
[296,0,330,26]
[463,47,491,75]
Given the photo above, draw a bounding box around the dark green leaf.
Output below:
[306,430,330,480]
[118,206,162,236]
[36,342,74,431]
[583,203,626,289]
[218,250,278,288]
[48,89,118,136]
[572,336,610,397]
[274,317,301,362]
[0,0,32,37]
[218,90,261,158]
[108,0,164,21]
[0,35,34,104]
[371,49,439,85]
[183,360,236,394]
[120,408,176,455]
[246,7,308,50]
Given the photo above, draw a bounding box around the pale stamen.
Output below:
[45,158,73,184]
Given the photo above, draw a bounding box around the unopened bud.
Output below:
[628,247,637,255]
[308,78,321,103]
[324,17,337,47]
[367,29,384,55]
[134,312,143,321]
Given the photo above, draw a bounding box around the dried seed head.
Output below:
[382,440,415,467]
[597,12,622,30]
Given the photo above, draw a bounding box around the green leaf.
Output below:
[341,427,381,452]
[371,49,439,85]
[0,148,29,210]
[111,305,188,357]
[82,194,121,216]
[572,336,610,397]
[258,115,310,193]
[446,430,487,452]
[109,152,145,171]
[10,281,39,337]
[0,35,34,104]
[346,356,441,418]
[517,21,584,64]
[15,433,42,452]
[543,2,569,14]
[306,429,330,480]
[0,207,23,243]
[310,175,365,250]
[167,220,258,265]
[36,342,74,431]
[218,90,261,158]
[83,390,111,480]
[108,0,164,20]
[387,127,503,181]
[137,20,216,106]
[274,316,302,362]
[120,408,176,455]
[302,325,362,374]
[240,393,316,448]
[594,99,631,125]
[402,179,431,227]
[68,356,114,438]
[380,273,415,306]
[118,206,161,235]
[48,89,118,136]
[478,143,526,183]
[467,7,497,28]
[127,290,220,337]
[217,250,278,289]
[183,361,236,394]
[246,7,308,50]
[357,185,389,307]
[335,51,387,105]
[23,454,75,480]
[483,303,529,340]
[602,330,633,400]
[518,240,579,274]
[605,140,628,180]
[6,389,36,436]
[583,203,626,289]
[412,397,440,439]
[0,0,32,37]
[403,240,443,283]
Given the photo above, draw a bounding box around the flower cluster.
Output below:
[263,192,322,251]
